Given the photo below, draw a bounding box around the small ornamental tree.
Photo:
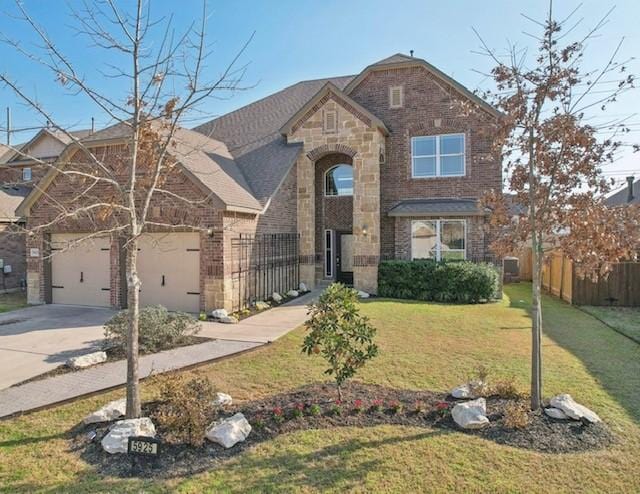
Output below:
[476,3,640,409]
[302,283,378,400]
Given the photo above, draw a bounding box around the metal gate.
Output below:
[231,233,300,311]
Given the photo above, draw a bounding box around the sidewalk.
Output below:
[0,290,317,419]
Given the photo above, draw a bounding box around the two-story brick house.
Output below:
[18,53,501,312]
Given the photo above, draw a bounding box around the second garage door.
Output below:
[137,233,200,313]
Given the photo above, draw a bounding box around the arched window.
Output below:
[325,164,353,196]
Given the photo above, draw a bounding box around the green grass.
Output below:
[1,283,639,493]
[0,291,27,313]
[580,305,640,344]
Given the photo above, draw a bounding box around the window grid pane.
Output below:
[411,219,466,261]
[412,133,465,177]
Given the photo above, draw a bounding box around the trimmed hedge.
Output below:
[378,260,499,303]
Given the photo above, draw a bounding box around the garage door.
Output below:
[137,233,200,313]
[50,234,111,307]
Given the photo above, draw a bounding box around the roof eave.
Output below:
[388,210,486,217]
[279,82,389,137]
[344,59,502,120]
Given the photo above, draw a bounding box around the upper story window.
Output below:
[411,133,465,178]
[389,86,404,108]
[325,164,353,196]
[22,167,32,181]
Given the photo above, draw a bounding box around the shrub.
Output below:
[377,260,499,303]
[414,400,427,414]
[371,399,384,413]
[292,403,305,419]
[308,404,322,416]
[302,283,379,400]
[272,407,285,423]
[152,373,215,447]
[490,377,523,399]
[389,400,403,414]
[330,401,343,416]
[503,401,531,429]
[352,399,364,414]
[104,305,201,355]
[434,401,451,418]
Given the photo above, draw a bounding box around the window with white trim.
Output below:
[22,167,32,181]
[411,133,465,177]
[389,86,404,108]
[411,219,466,261]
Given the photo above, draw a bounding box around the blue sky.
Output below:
[1,0,638,188]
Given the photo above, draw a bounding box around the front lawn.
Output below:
[580,305,640,344]
[0,291,27,313]
[1,283,639,492]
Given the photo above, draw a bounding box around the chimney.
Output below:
[627,176,635,203]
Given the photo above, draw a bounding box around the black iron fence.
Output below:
[231,233,300,312]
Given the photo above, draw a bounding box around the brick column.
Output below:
[297,154,316,288]
[26,232,45,305]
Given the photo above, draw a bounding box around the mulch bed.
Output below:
[13,336,212,387]
[69,382,614,479]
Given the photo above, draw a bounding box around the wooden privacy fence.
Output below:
[518,248,640,306]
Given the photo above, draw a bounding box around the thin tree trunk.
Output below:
[530,243,543,410]
[125,236,142,418]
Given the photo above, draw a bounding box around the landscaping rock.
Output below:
[255,301,270,311]
[299,282,308,292]
[549,394,601,423]
[452,398,490,429]
[210,308,228,319]
[357,290,370,299]
[101,418,156,454]
[206,412,251,449]
[212,392,233,407]
[451,384,472,399]
[544,407,570,420]
[286,289,299,298]
[272,292,282,303]
[66,351,107,370]
[218,315,238,324]
[84,398,126,424]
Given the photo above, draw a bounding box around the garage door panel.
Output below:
[51,234,111,307]
[137,233,200,313]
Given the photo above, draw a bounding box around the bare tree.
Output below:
[475,2,639,409]
[0,0,251,417]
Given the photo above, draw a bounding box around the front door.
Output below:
[336,232,354,285]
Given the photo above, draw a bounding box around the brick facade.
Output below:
[349,65,500,260]
[0,223,26,292]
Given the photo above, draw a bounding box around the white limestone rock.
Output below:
[544,407,570,420]
[211,308,228,319]
[299,282,308,292]
[255,301,270,311]
[84,398,126,424]
[452,398,490,429]
[212,392,233,407]
[218,315,238,324]
[67,351,107,370]
[272,292,283,303]
[101,418,156,454]
[549,394,601,423]
[451,384,472,399]
[357,290,370,299]
[206,412,252,449]
[286,289,299,298]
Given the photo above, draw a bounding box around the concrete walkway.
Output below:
[0,290,318,419]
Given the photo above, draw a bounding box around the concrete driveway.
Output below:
[0,304,115,389]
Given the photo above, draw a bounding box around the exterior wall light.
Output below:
[361,224,368,237]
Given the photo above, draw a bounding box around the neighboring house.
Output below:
[17,53,502,313]
[606,175,639,207]
[0,130,91,292]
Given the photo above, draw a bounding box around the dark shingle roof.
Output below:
[194,76,354,206]
[606,179,639,206]
[0,185,30,221]
[388,198,484,216]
